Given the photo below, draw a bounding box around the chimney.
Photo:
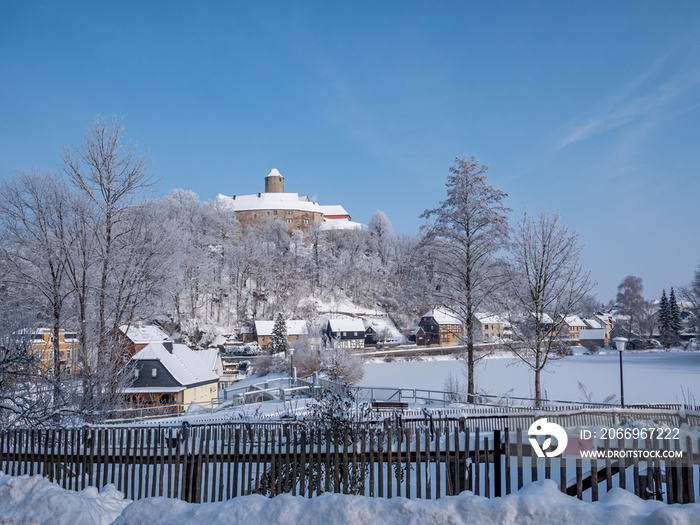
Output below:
[233,195,236,200]
[163,341,173,353]
[258,192,261,198]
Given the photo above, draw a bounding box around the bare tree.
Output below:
[681,262,700,332]
[0,171,71,409]
[62,115,160,410]
[616,275,647,340]
[0,306,64,427]
[503,211,593,407]
[368,210,393,267]
[420,156,510,401]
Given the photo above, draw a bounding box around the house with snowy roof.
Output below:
[116,323,171,360]
[583,313,614,345]
[122,341,219,408]
[324,318,366,349]
[253,319,309,349]
[559,315,587,341]
[215,169,363,232]
[473,313,505,342]
[416,308,463,346]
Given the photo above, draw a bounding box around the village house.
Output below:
[582,313,614,346]
[123,341,219,409]
[253,319,309,349]
[416,308,463,346]
[25,327,79,377]
[116,324,171,361]
[324,318,366,349]
[473,313,505,342]
[559,315,587,341]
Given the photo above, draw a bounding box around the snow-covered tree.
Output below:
[420,156,510,401]
[658,289,672,346]
[0,170,72,412]
[681,262,700,331]
[669,287,683,342]
[368,210,393,267]
[322,345,364,384]
[270,312,289,355]
[62,115,168,408]
[503,211,593,407]
[616,275,646,339]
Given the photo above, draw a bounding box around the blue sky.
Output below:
[1,1,699,302]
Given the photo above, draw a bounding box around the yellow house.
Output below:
[26,328,79,377]
[122,342,219,408]
[474,314,505,341]
[253,319,309,349]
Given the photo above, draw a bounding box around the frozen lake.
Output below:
[360,351,700,405]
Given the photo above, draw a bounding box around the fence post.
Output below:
[494,429,502,497]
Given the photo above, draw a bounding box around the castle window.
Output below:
[273,210,278,215]
[253,213,257,219]
[286,210,293,215]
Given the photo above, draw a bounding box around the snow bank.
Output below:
[2,473,698,525]
[0,472,129,525]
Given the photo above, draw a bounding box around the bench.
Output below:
[371,400,408,410]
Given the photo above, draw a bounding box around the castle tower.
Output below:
[265,168,284,193]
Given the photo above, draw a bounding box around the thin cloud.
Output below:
[558,58,700,150]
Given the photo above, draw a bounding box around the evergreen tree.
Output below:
[658,289,672,346]
[669,287,683,340]
[270,312,289,355]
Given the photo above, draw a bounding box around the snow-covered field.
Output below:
[2,472,698,525]
[361,351,700,405]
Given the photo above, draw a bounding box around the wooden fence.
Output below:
[1,421,698,505]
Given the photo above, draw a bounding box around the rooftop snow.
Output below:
[119,324,170,344]
[327,318,366,333]
[579,329,606,340]
[475,313,504,325]
[131,342,218,387]
[319,219,365,231]
[317,204,349,217]
[422,308,462,325]
[562,315,587,327]
[254,320,309,337]
[215,192,350,219]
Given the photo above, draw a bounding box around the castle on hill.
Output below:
[216,169,363,232]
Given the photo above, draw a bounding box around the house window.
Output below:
[151,368,157,378]
[342,332,347,337]
[354,332,358,336]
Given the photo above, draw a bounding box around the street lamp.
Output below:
[613,337,628,408]
[289,348,295,384]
